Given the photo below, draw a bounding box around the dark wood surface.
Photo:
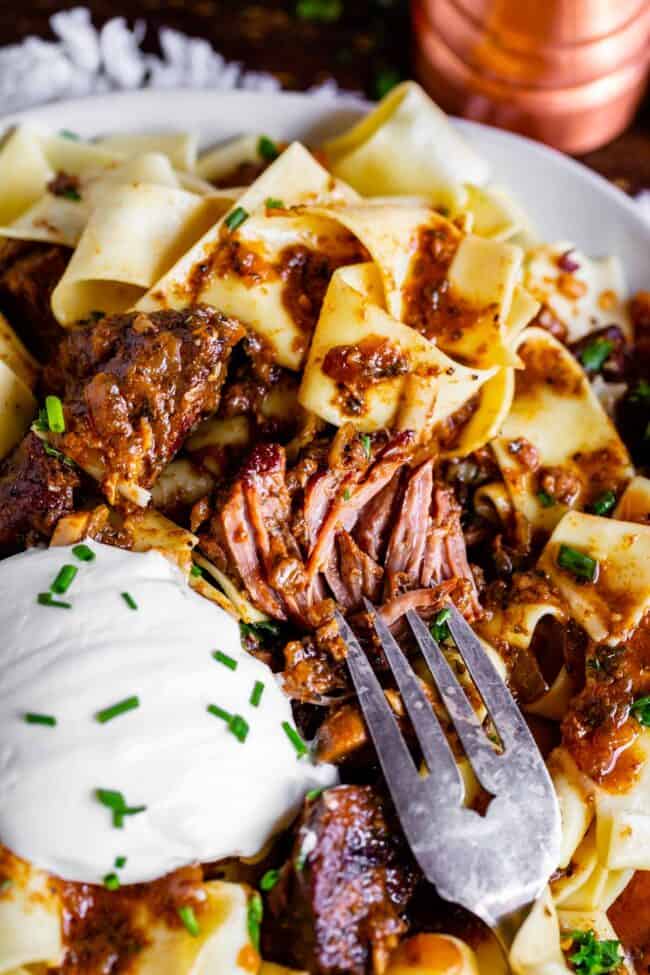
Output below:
[3,0,649,191]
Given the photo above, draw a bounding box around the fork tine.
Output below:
[446,604,529,750]
[406,609,504,794]
[364,600,464,803]
[335,612,421,808]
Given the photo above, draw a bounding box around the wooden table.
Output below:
[2,0,649,192]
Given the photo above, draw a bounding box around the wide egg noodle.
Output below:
[297,262,497,434]
[614,475,650,523]
[0,313,38,391]
[0,850,63,973]
[551,825,632,913]
[137,142,359,369]
[538,510,650,644]
[0,362,36,461]
[196,133,264,182]
[322,81,489,210]
[311,202,530,369]
[492,327,633,533]
[594,728,650,872]
[524,242,631,342]
[95,132,199,172]
[463,184,538,245]
[51,183,231,325]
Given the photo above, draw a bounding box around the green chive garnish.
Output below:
[265,197,284,209]
[631,695,650,726]
[430,607,451,644]
[24,712,57,726]
[590,489,616,516]
[260,868,280,891]
[343,488,351,501]
[190,564,203,578]
[213,650,238,671]
[306,787,324,802]
[95,788,146,828]
[72,543,95,562]
[282,721,308,758]
[59,129,80,140]
[247,892,263,951]
[0,878,13,893]
[37,592,71,609]
[250,681,264,707]
[45,395,65,433]
[537,490,555,508]
[296,0,342,23]
[61,188,81,202]
[258,136,279,161]
[121,592,138,610]
[51,564,78,594]
[361,434,372,459]
[557,544,598,583]
[115,855,127,869]
[103,872,120,890]
[178,904,201,937]
[579,338,613,372]
[225,206,249,232]
[630,379,650,404]
[96,696,140,724]
[207,705,249,742]
[207,703,232,723]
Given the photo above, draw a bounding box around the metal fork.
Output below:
[335,600,561,951]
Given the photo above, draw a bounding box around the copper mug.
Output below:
[412,0,650,153]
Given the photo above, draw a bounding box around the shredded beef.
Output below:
[0,239,70,361]
[0,432,80,555]
[263,785,418,975]
[43,306,244,504]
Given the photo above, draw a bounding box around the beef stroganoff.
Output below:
[0,82,649,974]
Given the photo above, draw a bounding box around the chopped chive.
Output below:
[306,787,324,802]
[631,695,650,726]
[260,868,280,891]
[258,136,279,161]
[51,563,78,595]
[207,703,232,723]
[361,434,372,459]
[590,489,617,516]
[72,543,95,562]
[282,721,308,758]
[430,607,451,643]
[59,129,80,140]
[374,67,401,100]
[537,490,555,508]
[250,681,265,707]
[121,592,138,610]
[343,488,351,501]
[37,592,71,609]
[24,712,57,726]
[296,0,342,23]
[178,904,201,937]
[96,696,140,724]
[557,544,598,583]
[190,564,203,578]
[61,188,81,202]
[630,379,650,404]
[103,872,120,891]
[247,892,263,950]
[265,197,284,209]
[0,878,13,893]
[579,338,613,372]
[224,206,249,232]
[95,788,146,828]
[45,395,65,433]
[213,650,238,671]
[114,855,127,869]
[229,714,250,743]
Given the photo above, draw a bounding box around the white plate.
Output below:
[5,88,650,290]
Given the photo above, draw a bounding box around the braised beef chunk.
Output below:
[0,432,80,555]
[264,786,418,975]
[43,306,245,504]
[0,239,70,361]
[199,430,480,629]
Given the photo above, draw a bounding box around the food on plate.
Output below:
[0,81,648,974]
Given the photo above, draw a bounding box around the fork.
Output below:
[335,600,561,952]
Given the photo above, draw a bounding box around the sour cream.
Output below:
[0,542,336,885]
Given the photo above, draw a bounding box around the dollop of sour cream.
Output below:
[0,542,336,885]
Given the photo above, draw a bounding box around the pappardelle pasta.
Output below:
[0,81,649,975]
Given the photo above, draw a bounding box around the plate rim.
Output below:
[3,85,649,244]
